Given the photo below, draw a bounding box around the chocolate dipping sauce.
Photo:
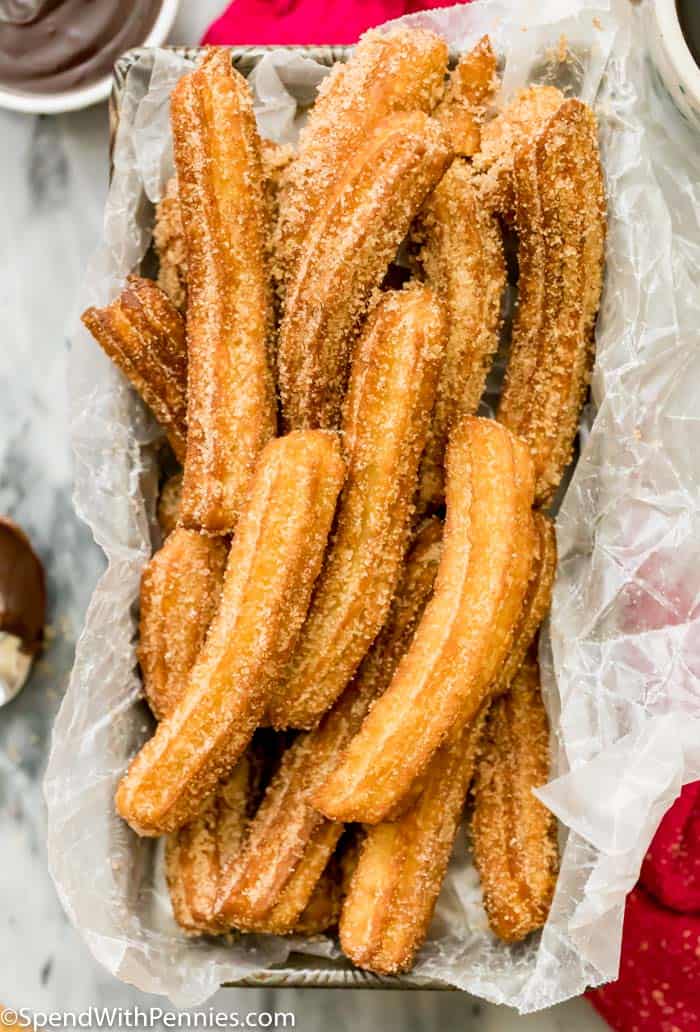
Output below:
[677,0,700,68]
[0,0,163,95]
[0,517,45,655]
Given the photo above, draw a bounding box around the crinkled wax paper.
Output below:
[45,0,700,1011]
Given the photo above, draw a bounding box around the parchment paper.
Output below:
[45,0,700,1011]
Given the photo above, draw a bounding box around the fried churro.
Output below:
[138,527,227,721]
[270,287,446,729]
[435,36,499,157]
[275,26,448,294]
[165,742,265,933]
[154,176,188,312]
[213,518,442,932]
[156,472,183,538]
[315,417,535,824]
[415,161,505,511]
[471,653,559,942]
[340,710,486,974]
[171,47,276,534]
[115,431,345,836]
[277,113,451,431]
[81,275,187,462]
[473,84,564,215]
[498,99,606,505]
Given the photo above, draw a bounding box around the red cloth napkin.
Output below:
[202,0,453,46]
[201,4,700,1030]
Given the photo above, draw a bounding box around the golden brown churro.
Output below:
[115,431,345,836]
[81,275,187,462]
[270,287,446,729]
[275,26,448,293]
[340,710,486,974]
[214,518,442,932]
[171,47,276,533]
[138,527,227,721]
[277,113,451,431]
[315,417,535,824]
[156,472,183,538]
[473,84,564,214]
[435,35,499,157]
[415,161,505,511]
[471,653,559,942]
[154,176,188,312]
[498,99,606,505]
[165,743,265,934]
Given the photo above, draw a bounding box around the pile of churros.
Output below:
[81,27,605,975]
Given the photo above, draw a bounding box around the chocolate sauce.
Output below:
[0,0,162,95]
[0,517,45,654]
[677,0,700,68]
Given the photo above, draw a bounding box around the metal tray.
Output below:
[109,44,455,992]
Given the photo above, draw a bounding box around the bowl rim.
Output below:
[0,0,181,114]
[653,0,700,105]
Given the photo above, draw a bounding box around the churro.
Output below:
[115,430,345,836]
[471,653,559,942]
[156,472,183,538]
[81,275,187,462]
[340,710,486,974]
[214,517,442,931]
[154,176,187,312]
[138,527,227,721]
[498,99,606,505]
[435,36,499,157]
[275,26,448,294]
[473,84,564,214]
[415,161,505,511]
[270,287,446,729]
[315,417,535,824]
[171,47,276,533]
[277,112,451,431]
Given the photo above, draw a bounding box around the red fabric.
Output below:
[202,0,457,46]
[201,4,700,1029]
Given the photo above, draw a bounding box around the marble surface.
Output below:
[0,2,608,1028]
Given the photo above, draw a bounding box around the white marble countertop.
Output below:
[0,3,608,1028]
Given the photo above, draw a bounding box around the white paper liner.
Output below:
[45,0,700,1011]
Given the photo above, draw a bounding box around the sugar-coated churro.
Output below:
[154,176,188,312]
[270,287,447,729]
[473,84,564,215]
[214,517,442,931]
[471,652,559,942]
[435,36,499,157]
[315,417,535,824]
[277,113,451,431]
[156,472,183,538]
[81,275,187,462]
[171,47,276,533]
[138,527,227,721]
[415,160,505,511]
[340,710,486,974]
[115,430,345,836]
[498,99,606,505]
[275,26,448,294]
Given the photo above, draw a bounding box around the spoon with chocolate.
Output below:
[0,517,45,705]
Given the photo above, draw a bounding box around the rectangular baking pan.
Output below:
[109,44,455,991]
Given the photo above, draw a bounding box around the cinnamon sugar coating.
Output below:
[435,35,499,157]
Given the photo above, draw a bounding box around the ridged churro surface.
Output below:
[171,48,276,533]
[435,36,499,157]
[315,417,535,824]
[154,176,188,312]
[277,112,451,431]
[81,275,187,461]
[115,431,345,836]
[498,99,606,504]
[472,653,559,942]
[270,286,447,729]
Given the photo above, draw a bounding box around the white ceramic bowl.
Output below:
[649,0,700,131]
[0,0,180,114]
